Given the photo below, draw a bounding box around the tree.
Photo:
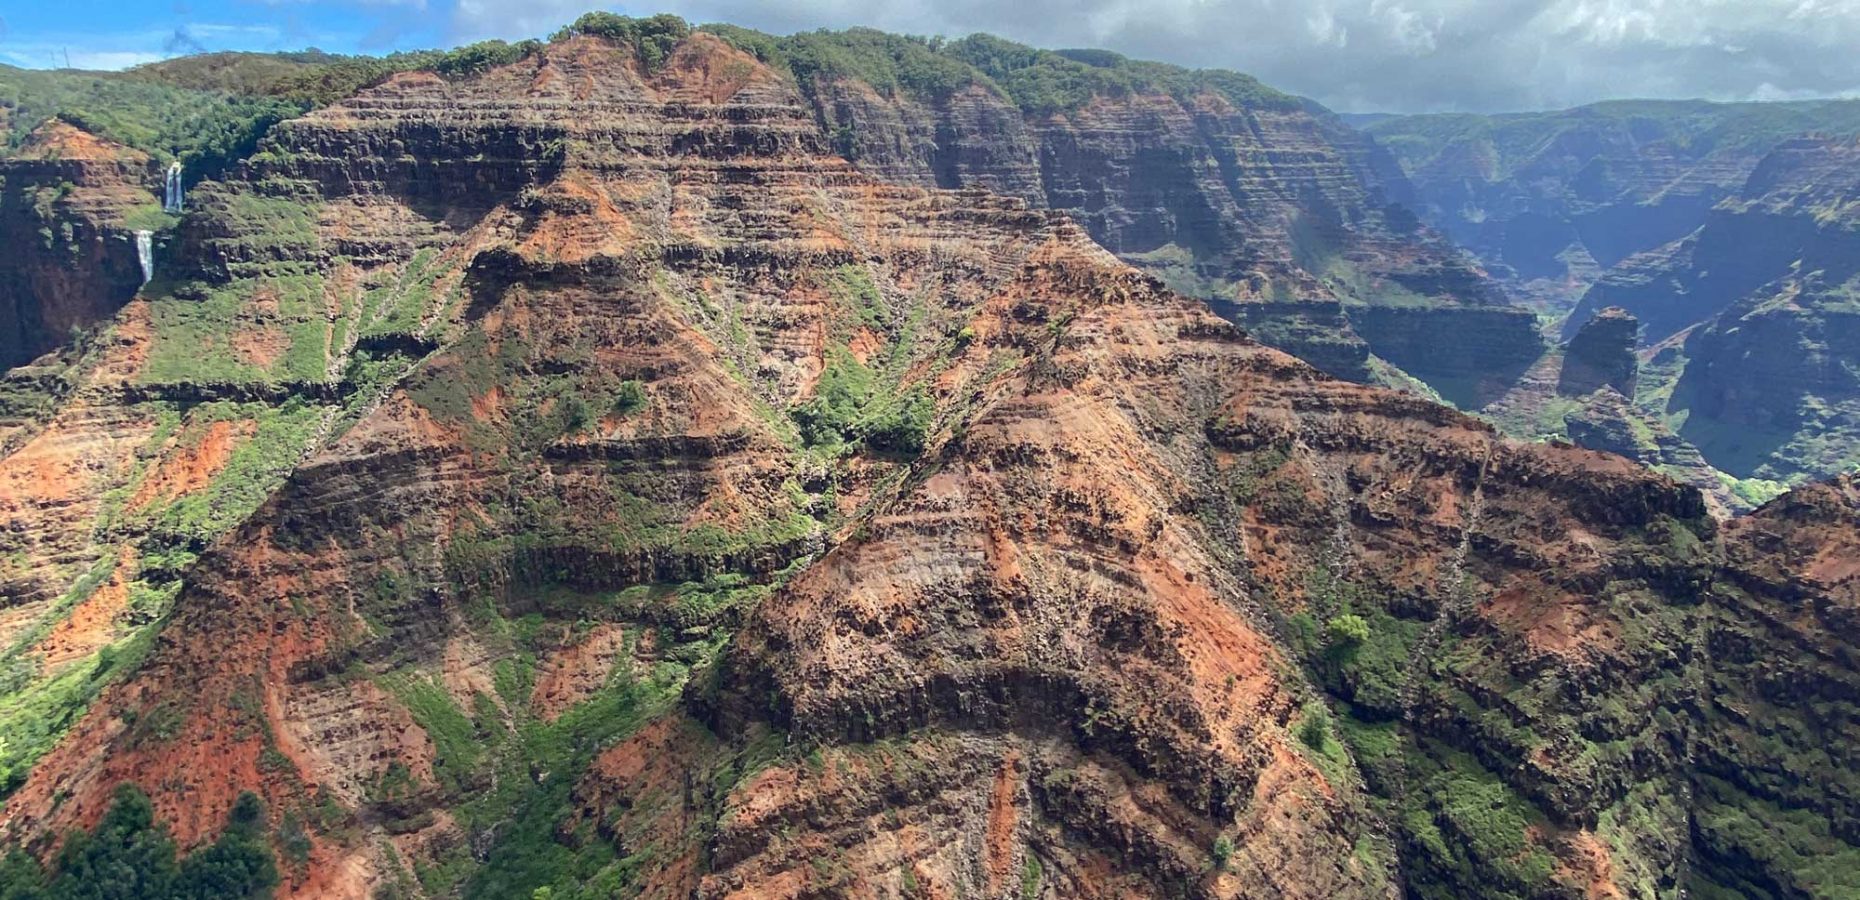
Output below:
[49,785,179,900]
[171,793,277,899]
[1325,613,1370,647]
[5,785,280,900]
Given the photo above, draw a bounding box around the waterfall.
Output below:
[163,162,183,213]
[135,230,153,285]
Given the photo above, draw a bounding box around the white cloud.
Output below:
[0,45,163,70]
[437,0,1860,112]
[0,23,294,71]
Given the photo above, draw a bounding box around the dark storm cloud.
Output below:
[448,0,1860,112]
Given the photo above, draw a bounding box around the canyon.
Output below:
[0,17,1856,900]
[1371,102,1860,500]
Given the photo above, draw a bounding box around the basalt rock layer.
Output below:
[1558,307,1639,398]
[0,26,1856,900]
[783,41,1539,391]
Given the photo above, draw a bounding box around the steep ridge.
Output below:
[1364,100,1860,322]
[0,121,163,370]
[0,21,1858,900]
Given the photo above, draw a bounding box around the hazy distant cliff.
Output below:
[1364,99,1860,320]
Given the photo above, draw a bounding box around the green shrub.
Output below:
[611,380,647,416]
[864,390,934,454]
[1298,702,1333,751]
[551,13,691,69]
[1210,835,1235,871]
[1326,613,1370,647]
[1019,855,1043,898]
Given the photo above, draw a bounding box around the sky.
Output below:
[4,0,1860,113]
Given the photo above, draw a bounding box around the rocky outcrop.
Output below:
[1558,306,1639,397]
[0,120,162,369]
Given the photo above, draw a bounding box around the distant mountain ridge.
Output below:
[1365,98,1860,317]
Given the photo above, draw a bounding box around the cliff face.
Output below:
[0,120,161,370]
[1705,477,1860,897]
[1365,100,1860,321]
[1671,273,1860,481]
[1,26,1858,900]
[802,61,1539,393]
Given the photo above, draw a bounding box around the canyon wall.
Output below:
[0,24,1856,900]
[770,35,1542,392]
[1587,136,1860,484]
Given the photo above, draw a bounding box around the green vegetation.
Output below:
[0,785,277,900]
[0,64,303,181]
[141,273,326,386]
[1209,836,1234,872]
[1325,613,1370,647]
[700,20,1302,114]
[611,380,647,417]
[456,657,694,898]
[791,347,932,455]
[1297,701,1333,752]
[0,558,164,798]
[705,25,983,103]
[1284,572,1424,719]
[107,400,328,545]
[381,674,486,795]
[263,42,540,107]
[1019,855,1044,898]
[1399,743,1558,895]
[551,13,691,70]
[1691,773,1860,897]
[945,33,1301,115]
[123,51,338,94]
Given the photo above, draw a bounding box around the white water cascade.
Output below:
[163,161,183,213]
[135,230,154,285]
